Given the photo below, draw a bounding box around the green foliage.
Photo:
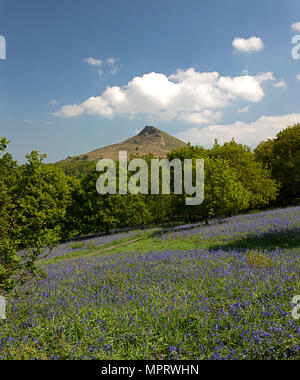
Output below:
[255,124,300,205]
[174,158,250,224]
[17,151,73,244]
[209,140,278,209]
[70,241,85,250]
[65,164,132,236]
[0,141,72,295]
[50,157,95,178]
[0,139,21,294]
[199,158,251,222]
[246,251,274,269]
[169,140,277,222]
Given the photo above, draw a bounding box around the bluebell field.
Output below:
[0,207,299,360]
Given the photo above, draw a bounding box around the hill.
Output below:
[54,126,187,177]
[77,126,186,161]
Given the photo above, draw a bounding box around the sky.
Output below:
[0,0,300,163]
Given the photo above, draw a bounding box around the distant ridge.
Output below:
[61,126,187,162]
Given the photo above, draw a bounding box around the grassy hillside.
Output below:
[58,126,187,164]
[49,156,95,178]
[51,126,187,177]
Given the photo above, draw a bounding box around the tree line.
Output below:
[0,123,299,294]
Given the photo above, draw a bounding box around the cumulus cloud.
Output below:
[55,97,113,118]
[179,110,223,125]
[54,68,275,123]
[84,56,119,75]
[84,57,102,67]
[176,113,300,147]
[233,36,264,53]
[54,104,83,118]
[238,106,249,113]
[273,80,286,88]
[292,22,300,32]
[296,74,300,81]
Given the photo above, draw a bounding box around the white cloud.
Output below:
[217,72,274,102]
[48,99,58,105]
[291,22,300,32]
[106,57,119,75]
[176,113,300,147]
[134,129,141,135]
[84,56,119,74]
[296,74,300,81]
[238,106,249,113]
[179,110,223,125]
[55,68,275,124]
[24,119,36,125]
[84,57,102,67]
[110,66,119,75]
[54,104,85,118]
[273,80,286,88]
[54,97,113,118]
[81,96,114,117]
[106,57,117,65]
[241,69,249,75]
[233,36,264,53]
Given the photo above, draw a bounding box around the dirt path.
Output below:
[83,236,148,258]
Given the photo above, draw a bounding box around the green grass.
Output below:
[42,229,159,265]
[51,227,300,263]
[42,225,300,266]
[69,241,86,250]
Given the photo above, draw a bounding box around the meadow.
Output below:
[0,207,299,360]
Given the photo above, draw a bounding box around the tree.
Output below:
[255,124,300,205]
[66,164,134,236]
[209,140,278,210]
[0,138,20,294]
[0,141,72,296]
[16,151,72,245]
[180,158,251,225]
[168,141,277,223]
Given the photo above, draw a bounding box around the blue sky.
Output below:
[0,0,300,163]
